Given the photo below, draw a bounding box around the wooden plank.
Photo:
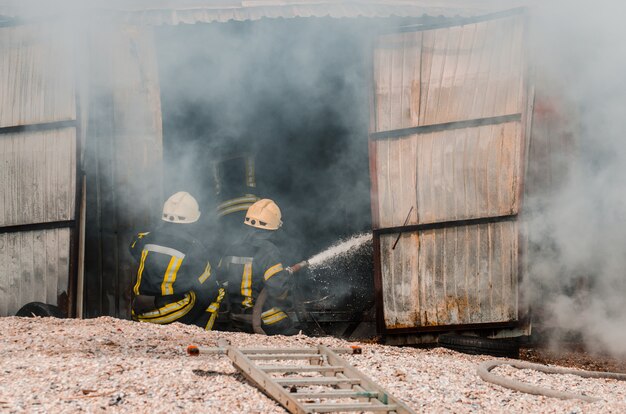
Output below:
[57,227,70,309]
[422,229,438,326]
[406,32,421,128]
[434,25,462,125]
[380,232,419,328]
[373,35,393,132]
[389,35,404,130]
[45,228,59,305]
[6,232,20,315]
[0,234,8,315]
[0,24,76,128]
[32,229,46,302]
[449,24,476,122]
[19,231,35,305]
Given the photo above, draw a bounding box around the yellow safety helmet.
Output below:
[244,199,282,230]
[162,191,201,224]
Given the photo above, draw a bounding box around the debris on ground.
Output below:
[2,317,626,413]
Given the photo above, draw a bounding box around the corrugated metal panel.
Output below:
[0,127,76,227]
[370,12,528,332]
[373,121,521,229]
[0,24,76,128]
[380,220,518,329]
[0,228,70,316]
[0,0,530,25]
[373,14,524,132]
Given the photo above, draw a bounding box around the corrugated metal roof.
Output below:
[0,0,530,25]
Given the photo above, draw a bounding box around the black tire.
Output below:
[438,333,519,358]
[15,302,65,318]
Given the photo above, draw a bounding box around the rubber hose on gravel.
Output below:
[478,359,626,402]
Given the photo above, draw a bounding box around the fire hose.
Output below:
[251,260,309,335]
[478,359,626,402]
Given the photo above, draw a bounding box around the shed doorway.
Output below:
[155,18,375,333]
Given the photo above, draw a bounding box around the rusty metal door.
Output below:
[369,9,531,334]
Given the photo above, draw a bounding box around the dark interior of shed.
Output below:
[156,18,376,335]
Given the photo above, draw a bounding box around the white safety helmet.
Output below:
[244,199,282,230]
[162,191,201,224]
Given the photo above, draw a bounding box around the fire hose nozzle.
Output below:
[286,260,309,274]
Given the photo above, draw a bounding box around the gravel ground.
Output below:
[2,317,626,413]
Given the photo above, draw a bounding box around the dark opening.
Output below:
[156,18,376,334]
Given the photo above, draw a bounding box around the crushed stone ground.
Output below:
[2,317,626,413]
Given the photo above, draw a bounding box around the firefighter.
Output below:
[220,199,298,335]
[129,191,224,330]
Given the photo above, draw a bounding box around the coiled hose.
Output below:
[478,359,626,402]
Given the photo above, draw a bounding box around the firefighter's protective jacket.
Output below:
[220,229,291,326]
[129,222,221,327]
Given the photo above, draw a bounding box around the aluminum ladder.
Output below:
[188,338,416,414]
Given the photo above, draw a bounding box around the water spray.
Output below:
[285,233,372,278]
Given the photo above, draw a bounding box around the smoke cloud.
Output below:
[525,0,626,356]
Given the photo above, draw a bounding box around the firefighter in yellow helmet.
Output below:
[129,191,224,330]
[219,199,298,335]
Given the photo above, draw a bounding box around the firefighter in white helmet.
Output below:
[129,191,224,330]
[219,198,298,335]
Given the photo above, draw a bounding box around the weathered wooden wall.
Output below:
[0,128,76,227]
[370,12,527,332]
[0,229,70,316]
[373,16,524,131]
[0,24,77,317]
[373,122,521,228]
[379,221,518,329]
[0,24,76,128]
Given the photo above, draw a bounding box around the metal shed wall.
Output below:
[0,23,78,317]
[370,10,529,333]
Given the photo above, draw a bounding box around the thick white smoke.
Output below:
[525,0,626,356]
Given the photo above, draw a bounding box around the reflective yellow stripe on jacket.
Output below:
[198,261,212,284]
[204,288,225,331]
[135,244,186,296]
[161,256,184,295]
[264,263,283,281]
[133,249,149,295]
[261,307,288,325]
[241,262,253,308]
[133,292,196,324]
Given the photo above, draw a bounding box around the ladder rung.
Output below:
[276,377,361,386]
[261,365,344,373]
[241,347,360,355]
[241,348,321,354]
[303,402,398,412]
[248,354,321,360]
[292,390,379,399]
